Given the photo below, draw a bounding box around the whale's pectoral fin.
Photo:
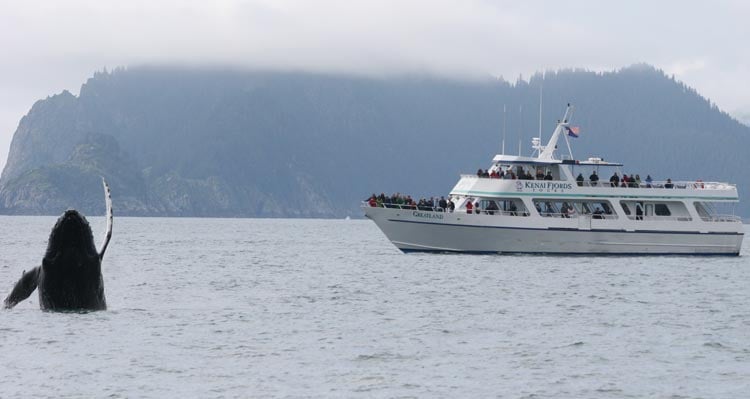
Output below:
[3,266,40,309]
[98,178,113,260]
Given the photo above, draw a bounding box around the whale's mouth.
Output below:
[61,209,85,223]
[46,209,97,258]
[58,210,88,239]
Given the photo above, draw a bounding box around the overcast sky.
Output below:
[1,0,748,170]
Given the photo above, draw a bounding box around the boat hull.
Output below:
[364,206,743,255]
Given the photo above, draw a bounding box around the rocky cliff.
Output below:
[2,66,748,217]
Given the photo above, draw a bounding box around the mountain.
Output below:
[1,65,749,217]
[733,110,750,127]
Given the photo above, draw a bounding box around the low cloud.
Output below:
[0,0,748,168]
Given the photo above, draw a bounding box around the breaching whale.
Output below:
[3,179,113,311]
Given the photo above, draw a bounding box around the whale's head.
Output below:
[43,209,99,269]
[3,180,112,311]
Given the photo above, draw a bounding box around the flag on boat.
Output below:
[566,126,580,138]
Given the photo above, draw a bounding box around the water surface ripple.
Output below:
[1,217,748,398]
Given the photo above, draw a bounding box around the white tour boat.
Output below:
[363,105,743,255]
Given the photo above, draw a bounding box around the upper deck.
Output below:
[450,175,739,202]
[454,104,739,202]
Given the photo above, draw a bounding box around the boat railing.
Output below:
[464,210,531,216]
[577,180,735,190]
[700,214,743,223]
[461,175,736,190]
[622,214,742,223]
[364,202,623,219]
[624,215,693,222]
[362,201,531,216]
[363,202,444,212]
[364,201,741,223]
[538,212,617,220]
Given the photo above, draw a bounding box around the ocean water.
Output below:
[0,216,748,398]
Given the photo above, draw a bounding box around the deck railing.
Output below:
[460,175,736,190]
[363,202,741,223]
[537,212,617,220]
[624,214,742,223]
[699,214,743,223]
[575,181,735,190]
[362,201,529,215]
[624,215,693,222]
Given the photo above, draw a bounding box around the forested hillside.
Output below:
[1,65,748,217]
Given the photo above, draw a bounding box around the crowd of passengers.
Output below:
[367,193,520,216]
[476,168,554,180]
[476,167,678,189]
[366,192,623,220]
[575,171,676,188]
[366,193,617,220]
[366,193,456,212]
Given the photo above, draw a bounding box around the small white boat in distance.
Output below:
[363,105,743,255]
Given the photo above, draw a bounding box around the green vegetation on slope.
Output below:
[1,65,747,217]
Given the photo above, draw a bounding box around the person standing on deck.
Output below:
[590,170,599,186]
[610,173,619,187]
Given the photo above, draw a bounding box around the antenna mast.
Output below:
[538,73,543,145]
[502,104,506,155]
[518,104,523,156]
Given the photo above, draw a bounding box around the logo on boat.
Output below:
[412,211,444,220]
[522,181,574,193]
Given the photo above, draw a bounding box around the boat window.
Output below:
[620,200,690,220]
[694,201,739,222]
[478,199,498,215]
[487,198,528,216]
[467,197,529,216]
[532,199,617,219]
[578,200,617,219]
[655,204,671,216]
[532,200,561,217]
[543,165,560,180]
[496,164,561,180]
[596,201,616,219]
[621,202,631,216]
[459,198,474,211]
[694,202,711,219]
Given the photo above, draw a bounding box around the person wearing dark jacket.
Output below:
[589,171,599,185]
[610,173,619,187]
